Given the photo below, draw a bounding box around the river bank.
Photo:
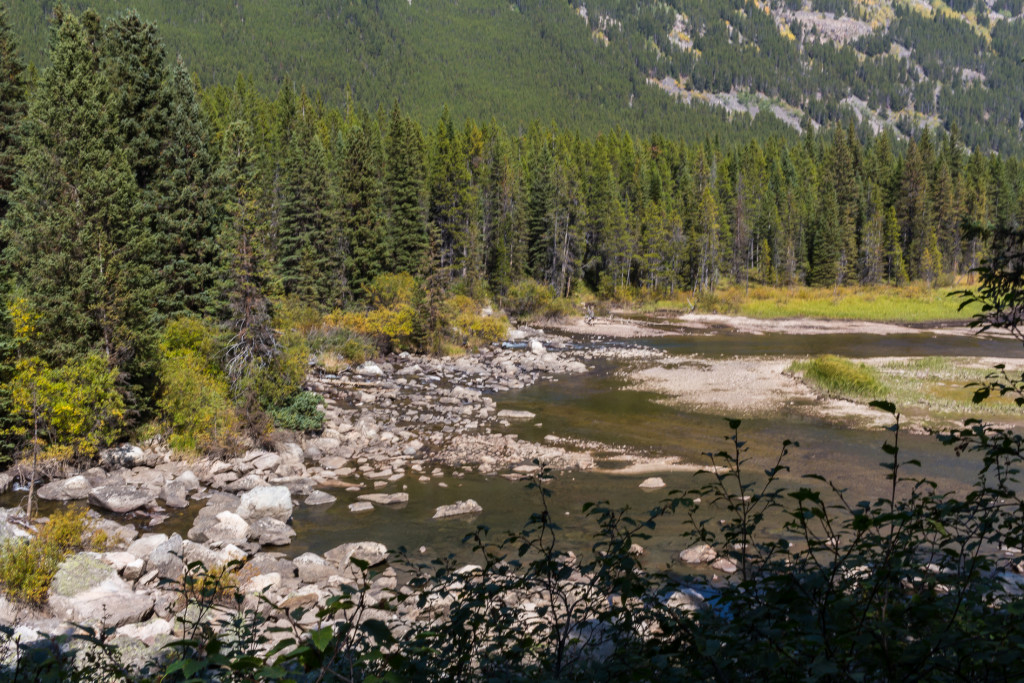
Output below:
[2,314,1022,667]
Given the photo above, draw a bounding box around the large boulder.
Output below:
[160,480,189,509]
[48,553,154,628]
[99,444,157,469]
[324,541,388,568]
[183,540,247,569]
[127,534,169,562]
[203,511,251,546]
[148,534,184,581]
[37,475,92,501]
[248,517,296,546]
[236,486,293,523]
[293,553,339,584]
[89,485,155,514]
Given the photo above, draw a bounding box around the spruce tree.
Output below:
[808,188,841,287]
[3,11,154,377]
[384,103,428,276]
[278,112,339,305]
[155,56,224,317]
[0,1,24,228]
[427,107,473,284]
[339,112,387,296]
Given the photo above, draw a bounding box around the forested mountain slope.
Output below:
[4,0,792,142]
[6,0,1024,151]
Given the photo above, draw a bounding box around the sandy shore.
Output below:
[627,356,893,429]
[551,313,980,339]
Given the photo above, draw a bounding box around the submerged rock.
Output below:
[432,499,483,519]
[495,410,536,421]
[357,493,408,506]
[678,543,717,564]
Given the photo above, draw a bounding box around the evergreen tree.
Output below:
[384,103,428,276]
[278,111,339,305]
[340,112,387,296]
[155,56,224,317]
[693,186,721,293]
[3,11,154,379]
[0,1,25,229]
[883,205,908,285]
[808,187,841,287]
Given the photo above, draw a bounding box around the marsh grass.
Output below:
[790,355,888,400]
[792,354,1023,422]
[650,284,978,323]
[878,356,1022,418]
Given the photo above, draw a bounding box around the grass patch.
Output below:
[650,284,979,323]
[0,505,106,604]
[790,355,888,401]
[877,357,1022,419]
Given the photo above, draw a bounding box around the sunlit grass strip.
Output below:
[651,284,979,323]
[790,355,888,401]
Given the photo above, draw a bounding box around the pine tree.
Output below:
[155,56,224,317]
[883,206,908,285]
[384,103,428,276]
[3,11,154,376]
[428,107,475,286]
[339,112,387,296]
[808,187,841,287]
[278,111,339,305]
[898,139,938,280]
[218,119,279,431]
[693,186,721,293]
[0,1,25,228]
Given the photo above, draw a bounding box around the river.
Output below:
[286,326,1024,570]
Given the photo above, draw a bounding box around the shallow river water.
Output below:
[285,327,1024,570]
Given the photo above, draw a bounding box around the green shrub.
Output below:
[272,391,325,432]
[0,505,101,605]
[158,350,238,456]
[502,279,555,318]
[158,319,239,456]
[364,272,417,308]
[7,353,127,462]
[791,354,887,400]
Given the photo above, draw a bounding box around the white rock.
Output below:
[357,493,408,505]
[356,361,385,377]
[678,543,718,564]
[638,477,666,489]
[712,558,738,574]
[348,501,374,513]
[48,553,155,628]
[324,541,388,568]
[116,617,172,644]
[496,410,536,421]
[237,486,293,522]
[432,499,483,519]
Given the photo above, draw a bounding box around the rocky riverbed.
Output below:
[0,327,665,664]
